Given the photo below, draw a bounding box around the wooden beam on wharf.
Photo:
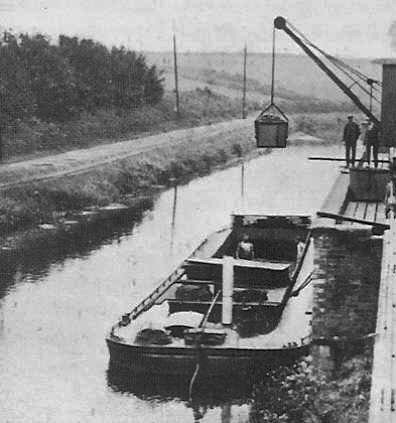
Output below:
[309,156,390,164]
[317,210,389,230]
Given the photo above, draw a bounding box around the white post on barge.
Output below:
[222,256,234,325]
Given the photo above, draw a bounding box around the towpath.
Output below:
[0,118,254,191]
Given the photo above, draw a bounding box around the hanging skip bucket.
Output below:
[254,103,288,148]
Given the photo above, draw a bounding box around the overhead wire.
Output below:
[314,50,381,100]
[287,20,379,86]
[322,57,381,104]
[287,20,381,90]
[288,21,373,83]
[270,25,276,105]
[327,55,382,92]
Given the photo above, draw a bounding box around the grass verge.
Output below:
[3,89,259,161]
[0,120,259,233]
[250,233,381,422]
[4,89,351,161]
[0,111,342,235]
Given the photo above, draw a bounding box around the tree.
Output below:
[0,30,165,160]
[59,37,164,111]
[0,32,36,160]
[144,65,164,105]
[59,35,112,111]
[18,33,78,121]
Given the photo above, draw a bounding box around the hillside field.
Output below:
[145,51,380,107]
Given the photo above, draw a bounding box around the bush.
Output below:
[294,116,317,134]
[232,143,243,157]
[251,354,372,423]
[0,30,164,157]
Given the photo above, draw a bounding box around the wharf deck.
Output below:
[316,168,388,229]
[315,151,396,422]
[369,214,396,422]
[342,200,386,227]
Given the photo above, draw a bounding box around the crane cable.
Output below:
[287,20,382,95]
[286,19,381,104]
[325,54,382,92]
[270,25,276,105]
[288,22,378,92]
[322,54,381,104]
[313,50,381,102]
[287,19,380,88]
[320,51,381,98]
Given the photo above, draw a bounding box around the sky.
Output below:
[0,0,395,58]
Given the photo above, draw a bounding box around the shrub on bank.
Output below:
[250,354,372,423]
[3,89,351,160]
[0,119,258,232]
[289,112,352,141]
[3,89,258,160]
[0,109,344,233]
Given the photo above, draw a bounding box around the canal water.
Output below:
[0,143,343,422]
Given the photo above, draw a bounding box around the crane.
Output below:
[274,16,380,127]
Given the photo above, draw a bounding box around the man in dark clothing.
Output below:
[236,234,255,260]
[365,121,379,168]
[343,115,360,167]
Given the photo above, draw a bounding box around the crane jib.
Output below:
[273,16,380,127]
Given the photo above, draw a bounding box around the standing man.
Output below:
[343,115,360,167]
[365,121,379,168]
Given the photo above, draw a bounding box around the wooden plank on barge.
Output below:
[186,257,290,271]
[178,279,283,291]
[184,258,292,286]
[166,299,281,307]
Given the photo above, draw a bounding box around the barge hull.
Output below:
[106,338,309,377]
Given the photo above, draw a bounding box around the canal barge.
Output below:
[106,212,315,377]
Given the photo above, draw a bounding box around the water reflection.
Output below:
[170,183,179,254]
[0,206,153,300]
[107,365,254,401]
[107,365,253,422]
[0,143,342,422]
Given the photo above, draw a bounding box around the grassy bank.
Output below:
[250,232,381,422]
[3,89,260,161]
[289,112,350,142]
[0,120,259,233]
[250,354,372,423]
[0,111,342,234]
[4,88,351,161]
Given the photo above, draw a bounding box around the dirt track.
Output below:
[0,118,254,191]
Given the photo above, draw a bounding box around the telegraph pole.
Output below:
[173,34,180,118]
[242,44,247,119]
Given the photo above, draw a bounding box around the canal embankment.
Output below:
[0,119,256,236]
[311,226,381,422]
[0,140,348,422]
[251,223,382,422]
[0,113,340,249]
